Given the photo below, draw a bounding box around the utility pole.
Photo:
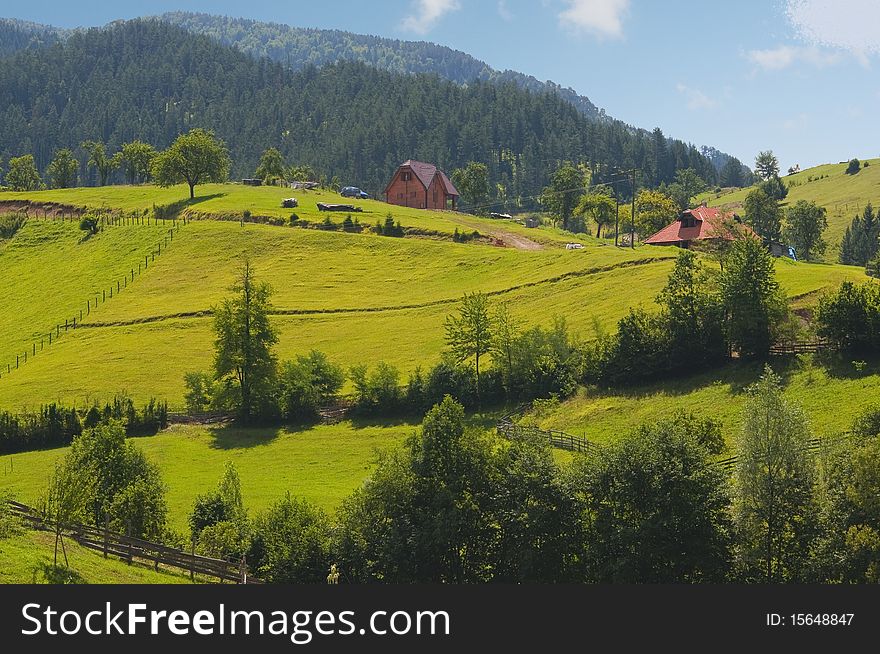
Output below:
[630,168,637,249]
[614,181,620,247]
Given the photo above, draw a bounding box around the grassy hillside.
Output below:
[0,529,195,583]
[0,183,869,408]
[525,355,880,451]
[0,183,578,246]
[705,158,880,261]
[0,218,168,369]
[0,420,413,531]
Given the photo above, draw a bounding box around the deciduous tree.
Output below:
[734,366,816,582]
[153,128,231,199]
[445,292,493,405]
[5,154,43,191]
[783,200,827,261]
[46,148,78,188]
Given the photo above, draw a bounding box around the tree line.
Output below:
[0,396,167,455]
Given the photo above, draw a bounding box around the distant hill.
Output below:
[156,11,603,121]
[0,19,718,202]
[706,158,880,261]
[0,18,62,57]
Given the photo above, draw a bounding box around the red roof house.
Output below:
[644,205,753,247]
[384,160,459,210]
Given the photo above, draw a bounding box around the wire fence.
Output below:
[0,210,189,381]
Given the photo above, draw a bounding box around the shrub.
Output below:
[816,282,880,352]
[248,494,332,583]
[350,362,403,415]
[79,216,99,235]
[0,213,26,239]
[846,158,861,175]
[276,351,344,423]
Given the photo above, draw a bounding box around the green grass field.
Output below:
[0,529,196,584]
[0,420,415,531]
[0,188,868,408]
[0,181,875,561]
[526,355,880,451]
[702,158,880,261]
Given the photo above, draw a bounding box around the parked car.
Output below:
[340,186,369,199]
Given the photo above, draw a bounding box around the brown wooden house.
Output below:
[384,160,459,210]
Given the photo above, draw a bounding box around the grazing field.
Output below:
[0,529,195,584]
[0,420,415,531]
[0,218,169,369]
[704,158,880,261]
[526,356,880,450]
[0,197,868,408]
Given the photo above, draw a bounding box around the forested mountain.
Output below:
[0,19,718,200]
[157,12,603,121]
[0,18,62,57]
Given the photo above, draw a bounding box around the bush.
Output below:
[0,396,167,455]
[79,216,99,235]
[816,282,880,352]
[350,362,404,415]
[248,494,332,583]
[0,213,26,239]
[276,351,345,423]
[846,158,861,175]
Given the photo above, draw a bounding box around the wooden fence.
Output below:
[496,418,600,455]
[713,434,851,472]
[6,500,259,584]
[769,340,829,356]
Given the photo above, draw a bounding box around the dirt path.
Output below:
[453,216,545,250]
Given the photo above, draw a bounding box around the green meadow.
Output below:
[0,529,196,584]
[526,356,880,451]
[0,181,874,548]
[0,420,415,531]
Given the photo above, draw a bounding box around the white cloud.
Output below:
[558,0,630,39]
[401,0,461,35]
[676,83,717,111]
[745,45,841,71]
[786,0,880,58]
[497,0,513,21]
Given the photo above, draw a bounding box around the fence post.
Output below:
[127,523,133,565]
[190,538,196,581]
[240,556,247,584]
[103,513,109,558]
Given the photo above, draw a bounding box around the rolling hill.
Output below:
[706,158,880,261]
[0,182,869,410]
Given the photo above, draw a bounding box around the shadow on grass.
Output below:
[206,423,287,450]
[155,193,226,218]
[816,351,880,380]
[32,562,87,585]
[581,357,804,404]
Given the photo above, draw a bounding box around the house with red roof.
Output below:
[384,160,459,210]
[644,205,754,248]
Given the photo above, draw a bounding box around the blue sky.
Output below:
[5,0,880,171]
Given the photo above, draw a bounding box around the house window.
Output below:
[401,172,411,182]
[411,191,417,198]
[398,193,404,199]
[433,190,438,203]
